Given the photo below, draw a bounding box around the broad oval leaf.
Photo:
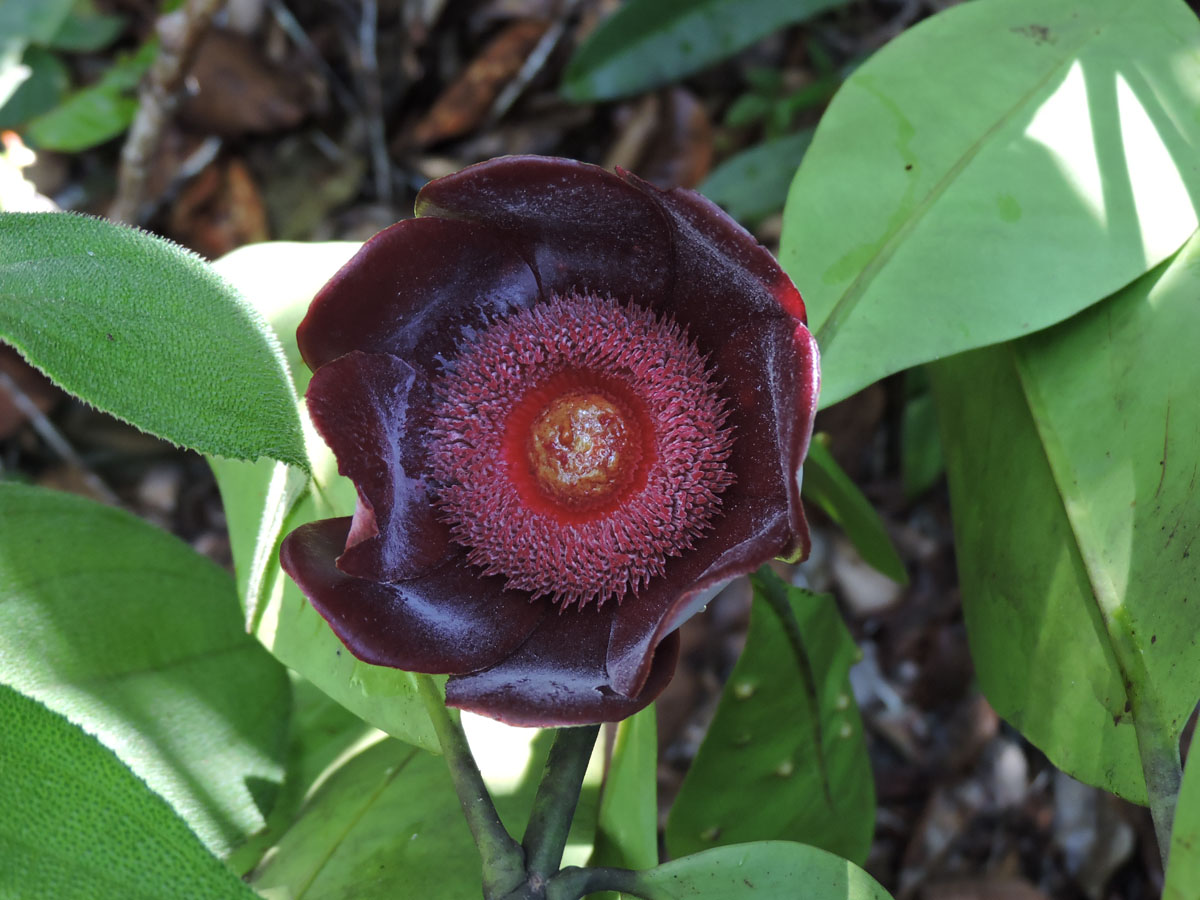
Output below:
[627,841,893,899]
[210,241,440,753]
[781,0,1200,408]
[931,228,1200,803]
[666,570,874,865]
[563,0,847,102]
[0,483,291,856]
[0,212,308,469]
[0,685,256,899]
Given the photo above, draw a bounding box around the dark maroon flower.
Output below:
[280,156,819,727]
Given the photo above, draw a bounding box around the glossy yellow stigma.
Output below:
[528,391,635,507]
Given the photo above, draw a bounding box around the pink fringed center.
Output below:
[429,294,734,607]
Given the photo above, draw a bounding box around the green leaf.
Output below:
[0,46,69,129]
[900,372,944,500]
[666,571,874,865]
[250,739,480,898]
[0,483,291,857]
[226,674,375,876]
[0,212,308,470]
[23,41,152,150]
[562,0,848,102]
[626,841,893,899]
[210,241,442,753]
[931,227,1200,804]
[1165,737,1200,899]
[781,0,1200,408]
[802,436,907,583]
[0,0,76,44]
[250,719,605,897]
[699,129,813,227]
[591,705,659,899]
[0,685,256,900]
[49,0,126,52]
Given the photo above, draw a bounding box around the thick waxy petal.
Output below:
[415,156,675,307]
[444,605,680,727]
[307,351,448,582]
[606,497,795,697]
[280,518,546,673]
[298,217,541,372]
[624,173,808,322]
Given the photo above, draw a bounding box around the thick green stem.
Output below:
[522,724,601,880]
[1130,687,1183,870]
[545,866,644,900]
[417,675,526,897]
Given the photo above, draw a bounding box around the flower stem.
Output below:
[545,865,644,900]
[416,674,526,897]
[522,724,601,881]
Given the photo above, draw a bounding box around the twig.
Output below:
[0,370,121,506]
[109,0,226,224]
[268,0,359,115]
[357,0,392,204]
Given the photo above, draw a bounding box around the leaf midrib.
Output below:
[814,1,1132,355]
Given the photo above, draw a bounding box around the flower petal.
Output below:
[280,518,547,673]
[307,351,448,582]
[604,326,819,698]
[298,217,541,372]
[415,156,675,306]
[620,171,808,323]
[444,605,680,727]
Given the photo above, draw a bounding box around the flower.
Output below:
[280,156,820,727]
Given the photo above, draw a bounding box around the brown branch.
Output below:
[109,0,226,224]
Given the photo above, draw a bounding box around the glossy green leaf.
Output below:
[667,571,873,865]
[626,841,893,899]
[591,705,659,899]
[250,739,478,899]
[931,228,1200,805]
[802,436,907,583]
[0,46,69,129]
[0,483,290,857]
[781,0,1200,408]
[23,41,152,150]
[1165,737,1200,899]
[563,0,846,102]
[0,685,256,900]
[0,212,308,469]
[699,130,813,226]
[210,241,441,753]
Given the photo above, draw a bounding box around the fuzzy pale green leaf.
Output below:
[0,483,291,856]
[0,685,256,900]
[0,212,307,469]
